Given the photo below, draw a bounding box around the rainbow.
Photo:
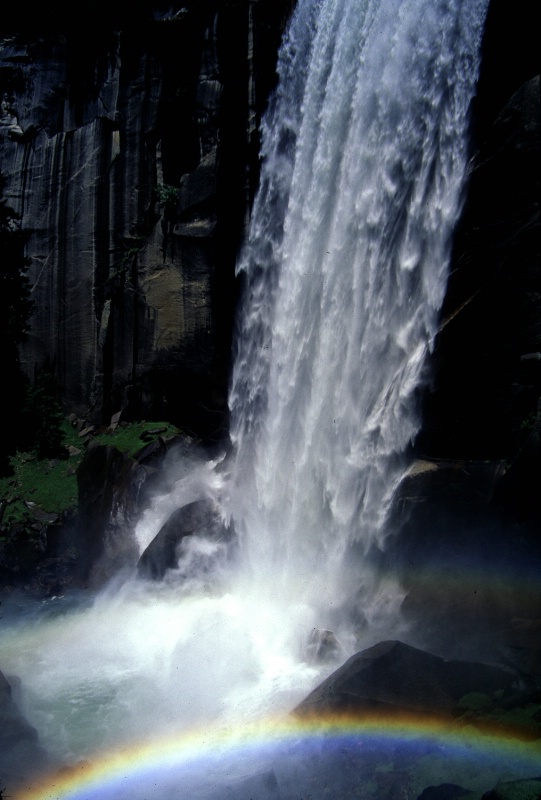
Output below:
[14,712,541,800]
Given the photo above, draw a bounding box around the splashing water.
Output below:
[0,0,488,776]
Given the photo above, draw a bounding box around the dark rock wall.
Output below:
[0,1,292,437]
[417,0,540,463]
[408,0,540,517]
[394,0,540,658]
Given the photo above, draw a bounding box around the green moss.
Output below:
[0,419,179,525]
[0,448,79,524]
[156,183,180,208]
[96,421,179,458]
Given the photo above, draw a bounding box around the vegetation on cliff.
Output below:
[0,419,179,528]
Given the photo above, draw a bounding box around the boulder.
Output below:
[137,498,230,580]
[76,442,146,582]
[306,628,344,664]
[294,640,514,718]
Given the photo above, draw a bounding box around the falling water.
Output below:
[0,0,489,784]
[229,0,488,627]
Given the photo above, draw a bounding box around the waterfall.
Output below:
[0,0,490,782]
[229,0,488,627]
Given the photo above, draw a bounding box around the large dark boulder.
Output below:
[294,640,514,718]
[76,442,146,582]
[137,498,230,580]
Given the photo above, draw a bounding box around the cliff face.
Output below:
[410,0,540,526]
[417,0,540,463]
[396,0,540,653]
[0,2,291,437]
[0,0,538,456]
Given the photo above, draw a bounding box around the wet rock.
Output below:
[139,427,168,441]
[133,437,167,465]
[137,498,230,580]
[76,443,146,582]
[294,640,514,718]
[306,627,343,664]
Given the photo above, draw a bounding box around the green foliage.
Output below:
[0,420,178,526]
[156,182,180,210]
[97,421,179,457]
[0,419,81,524]
[519,411,538,442]
[0,454,78,524]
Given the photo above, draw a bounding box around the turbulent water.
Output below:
[0,0,488,776]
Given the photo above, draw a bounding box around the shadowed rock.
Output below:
[137,498,230,580]
[76,443,146,581]
[306,628,344,664]
[294,640,514,718]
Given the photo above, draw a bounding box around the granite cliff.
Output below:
[0,0,292,437]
